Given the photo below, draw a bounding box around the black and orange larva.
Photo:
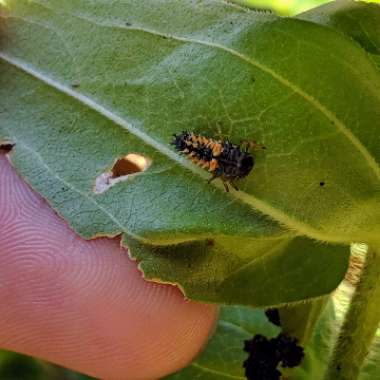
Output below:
[171,131,265,192]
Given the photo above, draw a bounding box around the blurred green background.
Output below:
[243,0,379,15]
[1,0,379,379]
[242,0,331,14]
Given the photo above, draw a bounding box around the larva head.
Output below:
[172,131,190,151]
[237,153,254,178]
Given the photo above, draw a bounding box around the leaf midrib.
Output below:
[0,52,362,244]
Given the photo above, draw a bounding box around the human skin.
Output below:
[0,153,218,380]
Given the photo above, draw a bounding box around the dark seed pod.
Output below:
[275,333,304,368]
[243,335,281,380]
[243,333,304,380]
[265,308,281,327]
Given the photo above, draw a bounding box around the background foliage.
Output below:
[244,0,380,15]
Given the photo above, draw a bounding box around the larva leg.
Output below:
[240,139,266,152]
[230,181,239,191]
[207,172,220,184]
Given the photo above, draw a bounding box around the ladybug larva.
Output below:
[171,131,265,192]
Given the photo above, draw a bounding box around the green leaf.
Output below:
[0,351,48,380]
[128,236,349,306]
[0,350,95,380]
[1,0,378,305]
[361,334,380,380]
[293,282,380,380]
[298,0,380,71]
[277,297,328,344]
[282,299,336,380]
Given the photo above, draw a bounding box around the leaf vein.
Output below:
[220,239,288,283]
[218,319,253,336]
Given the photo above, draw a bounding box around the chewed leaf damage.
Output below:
[94,153,151,194]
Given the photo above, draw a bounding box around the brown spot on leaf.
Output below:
[206,239,214,246]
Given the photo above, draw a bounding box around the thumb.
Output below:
[0,154,218,380]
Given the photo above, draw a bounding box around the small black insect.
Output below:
[171,131,265,192]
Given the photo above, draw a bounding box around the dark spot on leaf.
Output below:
[71,82,80,88]
[320,181,325,187]
[265,308,281,326]
[125,22,132,26]
[94,153,151,194]
[337,365,342,371]
[206,239,215,246]
[251,77,255,83]
[161,35,168,39]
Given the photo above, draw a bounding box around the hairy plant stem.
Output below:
[324,244,380,380]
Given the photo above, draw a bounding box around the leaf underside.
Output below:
[1,0,379,306]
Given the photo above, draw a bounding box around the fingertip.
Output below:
[0,154,218,379]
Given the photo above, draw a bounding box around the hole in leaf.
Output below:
[112,154,149,176]
[0,141,15,153]
[94,153,151,194]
